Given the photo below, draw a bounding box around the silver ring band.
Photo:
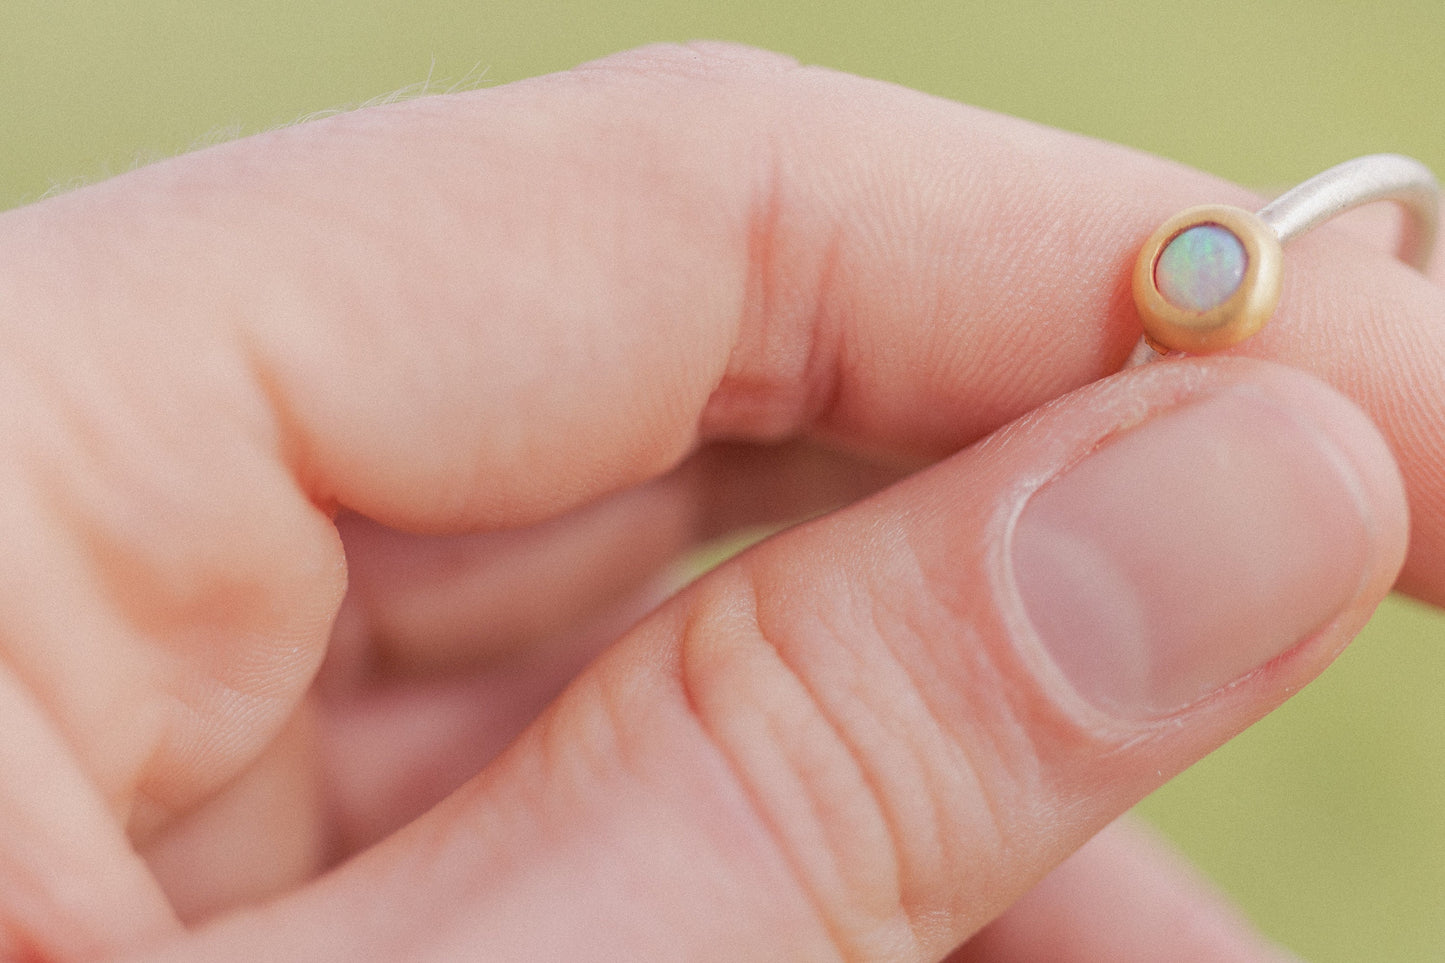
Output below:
[1258,153,1438,271]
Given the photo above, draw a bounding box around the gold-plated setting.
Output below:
[1132,204,1282,354]
[1128,155,1437,361]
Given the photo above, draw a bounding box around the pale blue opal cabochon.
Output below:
[1154,224,1248,312]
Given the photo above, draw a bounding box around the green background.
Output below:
[3,1,1443,958]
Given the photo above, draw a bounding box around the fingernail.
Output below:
[1011,388,1372,717]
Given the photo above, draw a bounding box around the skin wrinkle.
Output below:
[524,663,829,962]
[233,317,336,518]
[703,93,846,445]
[738,532,1049,958]
[838,562,997,941]
[712,121,792,438]
[771,571,922,957]
[265,60,1404,960]
[802,226,856,450]
[873,538,1014,927]
[900,531,1075,939]
[674,574,882,963]
[502,618,803,954]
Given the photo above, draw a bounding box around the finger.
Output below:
[328,487,690,677]
[138,707,324,923]
[151,359,1406,961]
[0,666,178,959]
[949,817,1298,962]
[0,43,1229,541]
[1319,200,1444,289]
[330,440,903,676]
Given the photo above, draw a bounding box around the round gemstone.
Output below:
[1154,224,1247,312]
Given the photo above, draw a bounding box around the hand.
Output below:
[0,43,1437,962]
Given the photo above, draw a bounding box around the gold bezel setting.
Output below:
[1132,204,1282,354]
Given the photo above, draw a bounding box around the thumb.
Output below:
[159,358,1406,961]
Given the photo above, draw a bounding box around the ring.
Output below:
[1132,153,1439,355]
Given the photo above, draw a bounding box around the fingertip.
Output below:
[1006,357,1407,724]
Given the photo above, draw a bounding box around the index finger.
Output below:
[0,42,1232,535]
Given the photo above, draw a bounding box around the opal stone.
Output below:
[1154,224,1247,312]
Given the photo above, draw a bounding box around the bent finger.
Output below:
[0,44,1273,535]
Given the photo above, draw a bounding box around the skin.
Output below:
[0,41,1437,961]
